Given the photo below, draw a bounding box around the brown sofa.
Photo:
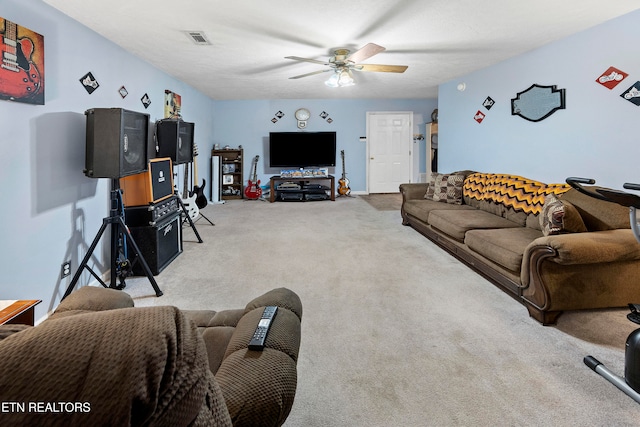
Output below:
[0,286,302,426]
[400,172,640,325]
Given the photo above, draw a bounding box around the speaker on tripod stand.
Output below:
[84,108,150,178]
[155,118,194,165]
[63,108,163,300]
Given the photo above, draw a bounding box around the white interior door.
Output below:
[366,112,413,193]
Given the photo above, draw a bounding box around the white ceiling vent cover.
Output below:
[185,31,211,45]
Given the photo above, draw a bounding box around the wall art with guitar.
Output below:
[0,18,44,105]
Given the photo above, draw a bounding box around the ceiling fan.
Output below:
[285,43,408,87]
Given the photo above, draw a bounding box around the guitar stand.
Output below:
[176,196,204,243]
[62,180,163,300]
[195,211,215,225]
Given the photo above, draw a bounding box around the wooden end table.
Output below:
[0,300,42,326]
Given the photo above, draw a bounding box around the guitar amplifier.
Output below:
[128,211,182,276]
[120,157,174,206]
[124,195,179,227]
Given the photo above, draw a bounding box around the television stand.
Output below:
[269,175,335,203]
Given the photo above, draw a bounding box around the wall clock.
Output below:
[295,108,310,129]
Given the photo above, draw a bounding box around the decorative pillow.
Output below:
[432,173,465,204]
[539,194,587,236]
[531,183,571,215]
[424,172,438,199]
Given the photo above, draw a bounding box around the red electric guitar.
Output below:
[244,155,262,200]
[0,19,42,100]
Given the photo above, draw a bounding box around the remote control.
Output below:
[248,306,278,351]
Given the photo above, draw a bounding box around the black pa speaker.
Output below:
[155,118,194,165]
[84,108,150,178]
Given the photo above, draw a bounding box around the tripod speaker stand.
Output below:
[62,179,163,300]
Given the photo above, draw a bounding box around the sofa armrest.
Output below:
[524,229,640,266]
[521,228,640,293]
[215,288,302,427]
[50,286,134,320]
[399,183,428,201]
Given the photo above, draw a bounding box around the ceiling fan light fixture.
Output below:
[325,68,355,88]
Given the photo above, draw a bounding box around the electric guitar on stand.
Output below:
[244,155,262,200]
[181,162,199,220]
[190,144,208,209]
[337,150,351,196]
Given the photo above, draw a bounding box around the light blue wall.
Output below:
[438,10,640,190]
[211,99,435,191]
[1,0,216,319]
[1,0,434,320]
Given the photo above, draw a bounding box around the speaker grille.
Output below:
[155,119,194,164]
[85,108,150,178]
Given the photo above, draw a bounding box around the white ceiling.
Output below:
[44,0,639,100]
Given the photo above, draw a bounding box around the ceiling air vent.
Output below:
[185,31,211,45]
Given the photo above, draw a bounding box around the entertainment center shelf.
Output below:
[269,175,335,203]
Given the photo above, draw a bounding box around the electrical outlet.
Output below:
[61,261,71,278]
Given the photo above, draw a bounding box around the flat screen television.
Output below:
[269,132,337,168]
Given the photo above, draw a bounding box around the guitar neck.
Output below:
[5,21,16,43]
[193,144,199,182]
[182,164,189,199]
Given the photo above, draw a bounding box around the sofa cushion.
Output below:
[465,227,544,272]
[561,188,631,231]
[539,194,588,236]
[403,199,475,223]
[429,209,522,241]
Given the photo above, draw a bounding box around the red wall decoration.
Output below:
[0,17,45,105]
[595,66,628,90]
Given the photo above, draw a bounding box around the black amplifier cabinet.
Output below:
[125,195,179,227]
[128,211,182,276]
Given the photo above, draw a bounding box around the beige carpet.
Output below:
[124,197,640,426]
[359,193,403,211]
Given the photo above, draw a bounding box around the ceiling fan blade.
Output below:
[285,56,330,66]
[289,69,332,79]
[347,43,386,64]
[355,64,408,73]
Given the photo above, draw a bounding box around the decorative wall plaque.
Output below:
[80,71,99,94]
[596,66,628,90]
[621,82,640,106]
[511,84,566,122]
